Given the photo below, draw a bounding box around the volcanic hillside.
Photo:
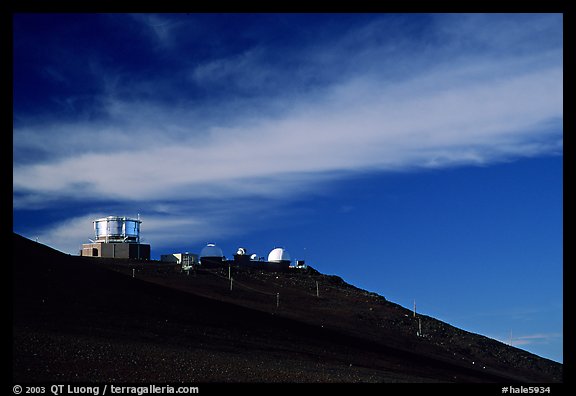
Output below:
[12,233,562,383]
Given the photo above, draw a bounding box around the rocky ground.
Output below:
[12,233,562,383]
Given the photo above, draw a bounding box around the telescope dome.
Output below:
[200,243,224,258]
[268,247,291,263]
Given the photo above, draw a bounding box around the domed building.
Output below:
[199,243,225,267]
[267,247,291,270]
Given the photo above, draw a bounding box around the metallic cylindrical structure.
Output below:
[93,216,141,243]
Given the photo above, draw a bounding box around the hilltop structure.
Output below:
[80,216,151,260]
[79,217,303,271]
[163,243,306,272]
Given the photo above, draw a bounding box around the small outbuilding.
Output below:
[160,252,198,268]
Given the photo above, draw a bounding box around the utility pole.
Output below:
[230,277,233,291]
[132,268,135,278]
[413,299,417,317]
[276,293,280,308]
[316,281,319,297]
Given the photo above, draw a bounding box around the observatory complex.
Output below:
[163,243,306,272]
[79,216,306,271]
[81,216,150,260]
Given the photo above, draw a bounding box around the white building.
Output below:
[160,252,198,269]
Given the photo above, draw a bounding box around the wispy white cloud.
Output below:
[514,333,563,346]
[128,14,184,50]
[13,62,562,205]
[494,332,563,348]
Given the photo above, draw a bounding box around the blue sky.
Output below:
[12,13,563,363]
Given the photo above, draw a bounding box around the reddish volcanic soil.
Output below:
[12,234,562,383]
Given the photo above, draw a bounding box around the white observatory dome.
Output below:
[200,243,224,258]
[268,247,291,263]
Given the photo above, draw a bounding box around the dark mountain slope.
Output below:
[12,233,562,382]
